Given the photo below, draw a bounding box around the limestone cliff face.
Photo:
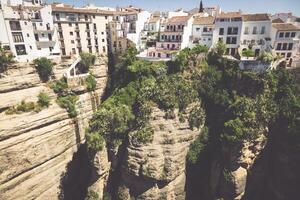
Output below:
[213,134,267,200]
[117,106,204,200]
[0,58,107,200]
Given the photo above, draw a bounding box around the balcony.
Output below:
[34,29,54,34]
[36,41,56,48]
[160,39,182,43]
[75,27,79,32]
[77,43,82,48]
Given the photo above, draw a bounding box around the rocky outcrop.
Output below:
[118,106,204,200]
[209,134,267,200]
[0,58,107,200]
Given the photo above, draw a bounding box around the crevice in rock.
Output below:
[58,144,92,200]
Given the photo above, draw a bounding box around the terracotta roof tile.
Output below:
[167,16,190,23]
[272,18,284,23]
[242,13,270,21]
[218,12,242,18]
[272,23,300,31]
[193,16,215,25]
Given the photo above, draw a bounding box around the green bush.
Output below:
[34,57,54,82]
[79,52,96,73]
[85,190,99,200]
[132,127,154,145]
[86,74,97,91]
[38,91,51,107]
[50,78,68,94]
[187,127,209,164]
[86,132,105,151]
[6,100,37,115]
[188,104,205,130]
[242,49,255,57]
[57,94,79,118]
[0,45,13,72]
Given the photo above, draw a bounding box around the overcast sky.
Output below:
[49,0,300,16]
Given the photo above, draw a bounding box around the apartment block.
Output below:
[270,23,300,61]
[213,12,243,56]
[0,0,60,62]
[240,14,272,56]
[52,4,113,57]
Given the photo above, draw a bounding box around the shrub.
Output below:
[38,91,51,107]
[242,49,255,57]
[50,78,68,94]
[0,45,13,73]
[79,52,96,73]
[85,190,99,200]
[188,104,205,130]
[57,94,79,118]
[85,74,97,91]
[132,127,154,145]
[86,132,105,151]
[187,127,209,164]
[34,57,54,82]
[257,52,274,63]
[6,100,37,115]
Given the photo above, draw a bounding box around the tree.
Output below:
[242,49,255,58]
[85,74,97,91]
[257,52,274,63]
[34,57,54,82]
[214,40,227,56]
[79,52,96,73]
[0,45,13,73]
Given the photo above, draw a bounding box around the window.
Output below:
[93,15,95,19]
[261,26,266,34]
[12,32,24,43]
[226,36,237,44]
[252,27,257,34]
[40,23,42,26]
[48,34,52,41]
[87,32,90,37]
[279,32,284,38]
[27,33,30,37]
[24,22,27,25]
[70,32,73,36]
[49,47,53,52]
[288,43,293,50]
[228,27,238,35]
[282,43,287,50]
[15,44,26,55]
[281,53,285,57]
[276,43,282,50]
[244,27,249,34]
[285,32,290,38]
[69,23,72,27]
[203,27,208,32]
[287,52,292,58]
[30,46,32,49]
[105,16,108,19]
[102,39,105,42]
[196,27,200,31]
[101,32,104,35]
[218,37,223,42]
[55,14,60,21]
[41,33,45,37]
[72,48,76,54]
[219,28,224,35]
[9,21,21,30]
[34,34,39,41]
[291,32,296,37]
[71,40,74,44]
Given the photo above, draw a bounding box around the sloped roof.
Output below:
[148,17,160,23]
[193,16,215,25]
[51,4,138,15]
[167,16,190,23]
[272,23,300,31]
[218,12,241,18]
[272,18,284,23]
[242,13,270,21]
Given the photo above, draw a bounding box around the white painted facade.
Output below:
[240,15,272,55]
[213,13,243,56]
[270,24,300,61]
[0,1,60,62]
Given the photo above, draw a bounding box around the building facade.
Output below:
[213,12,243,56]
[240,14,272,56]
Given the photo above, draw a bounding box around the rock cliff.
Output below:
[0,58,107,200]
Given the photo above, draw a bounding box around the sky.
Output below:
[49,0,300,16]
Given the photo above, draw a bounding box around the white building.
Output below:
[0,0,60,62]
[189,16,215,48]
[240,14,272,56]
[51,3,112,57]
[270,23,300,63]
[213,12,243,56]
